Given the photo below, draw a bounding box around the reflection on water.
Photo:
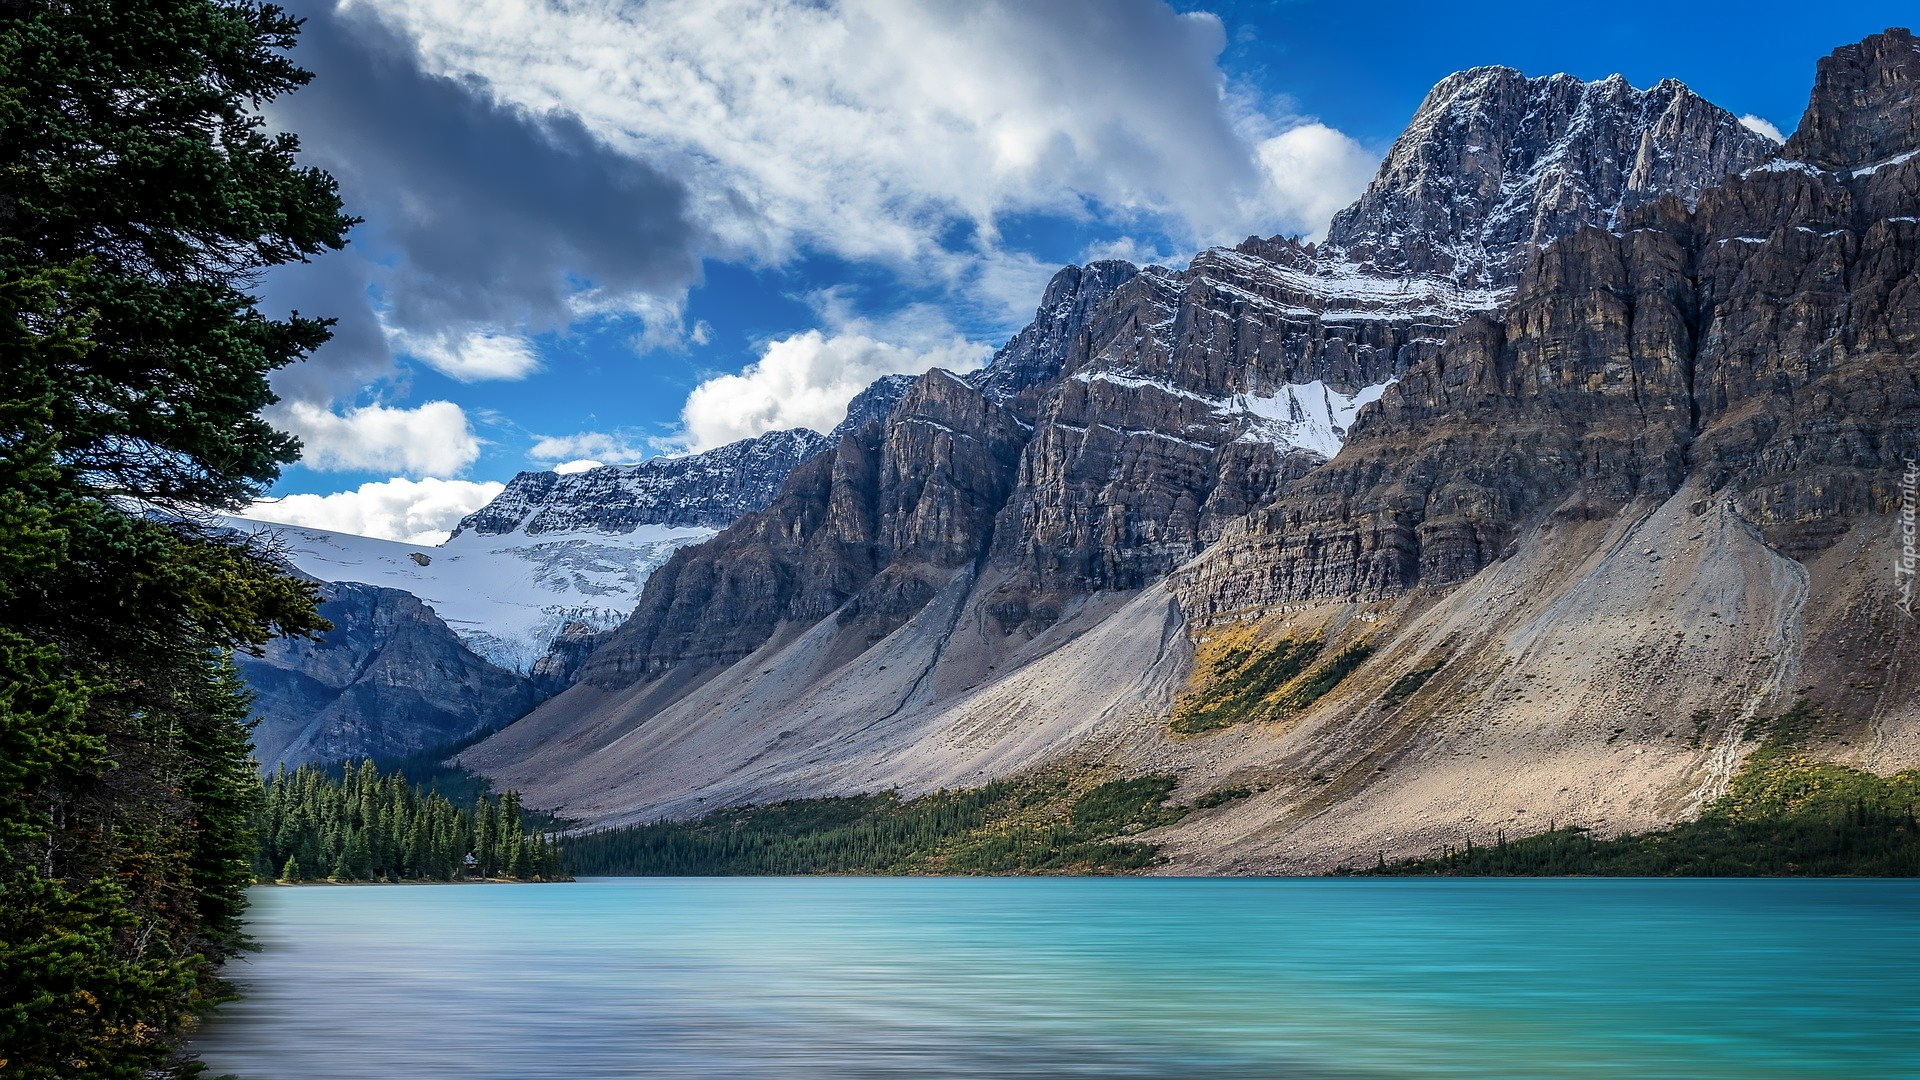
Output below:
[194,877,1920,1079]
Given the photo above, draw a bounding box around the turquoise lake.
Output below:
[194,877,1920,1078]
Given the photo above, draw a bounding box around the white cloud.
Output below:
[1252,123,1378,241]
[528,431,647,465]
[239,476,506,544]
[346,0,1366,268]
[679,329,989,451]
[389,327,543,381]
[552,459,604,475]
[270,399,482,476]
[1079,235,1180,269]
[1738,115,1785,144]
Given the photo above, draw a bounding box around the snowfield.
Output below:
[224,516,713,673]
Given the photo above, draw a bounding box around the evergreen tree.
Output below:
[474,795,496,877]
[249,761,564,886]
[280,856,300,883]
[0,2,352,1075]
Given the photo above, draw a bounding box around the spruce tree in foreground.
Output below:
[0,1,351,1075]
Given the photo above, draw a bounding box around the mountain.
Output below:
[1152,27,1920,869]
[459,50,1857,865]
[1324,66,1777,286]
[232,415,904,767]
[244,425,865,680]
[454,427,833,537]
[240,579,539,770]
[231,516,713,676]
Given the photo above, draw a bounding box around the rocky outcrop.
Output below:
[241,580,539,769]
[1177,29,1920,622]
[832,373,919,438]
[1326,67,1776,287]
[968,260,1142,405]
[527,619,605,698]
[580,369,1028,686]
[1781,26,1919,169]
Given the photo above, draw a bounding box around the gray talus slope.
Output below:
[1146,484,1816,873]
[464,573,1187,824]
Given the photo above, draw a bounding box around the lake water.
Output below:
[194,877,1920,1079]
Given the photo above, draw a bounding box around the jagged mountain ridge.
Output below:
[455,427,835,537]
[1325,66,1778,287]
[463,55,1819,848]
[459,379,920,540]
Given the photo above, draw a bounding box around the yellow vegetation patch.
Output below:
[1172,622,1377,734]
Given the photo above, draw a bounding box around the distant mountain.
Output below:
[240,579,538,771]
[465,56,1801,843]
[233,517,710,675]
[456,427,834,537]
[234,386,918,766]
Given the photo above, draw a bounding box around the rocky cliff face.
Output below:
[968,260,1142,405]
[580,368,1029,686]
[242,580,540,769]
[1782,26,1919,170]
[834,372,919,436]
[1325,67,1776,287]
[1177,33,1920,621]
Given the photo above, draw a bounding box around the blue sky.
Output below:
[245,0,1916,542]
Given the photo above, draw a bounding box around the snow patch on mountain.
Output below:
[225,517,713,674]
[1228,379,1394,458]
[1069,370,1392,458]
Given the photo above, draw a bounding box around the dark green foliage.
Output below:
[1274,642,1374,714]
[1174,634,1376,734]
[1688,708,1714,748]
[255,760,567,884]
[1381,659,1444,705]
[1364,704,1920,877]
[2,0,347,509]
[1193,786,1254,809]
[1173,637,1323,733]
[562,776,1188,876]
[0,2,353,1075]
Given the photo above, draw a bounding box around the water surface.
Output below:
[195,877,1920,1078]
